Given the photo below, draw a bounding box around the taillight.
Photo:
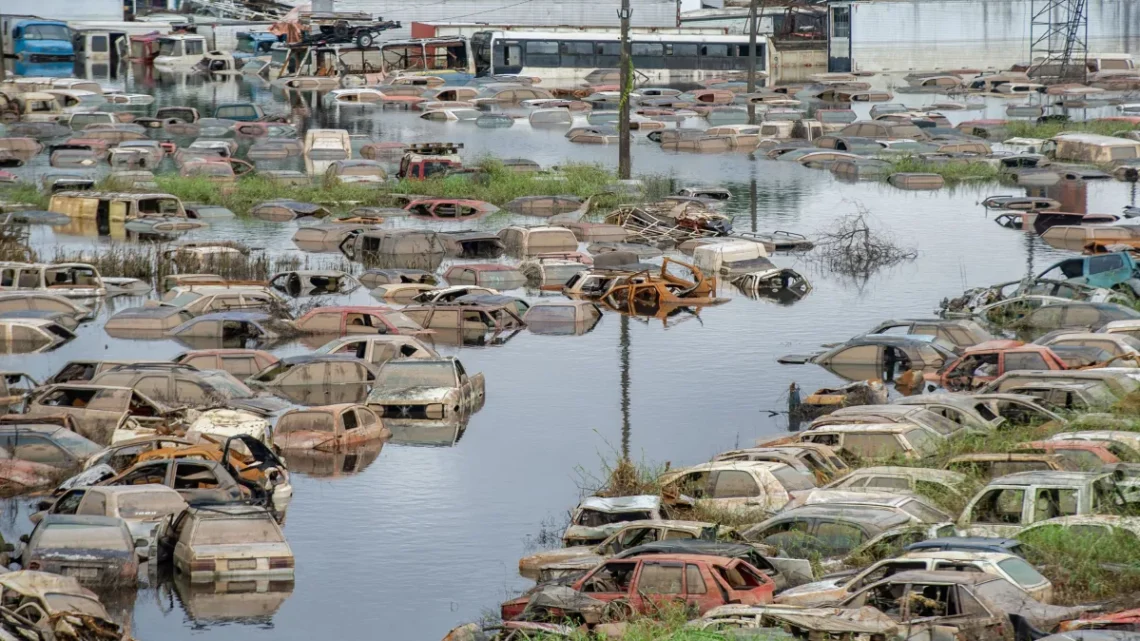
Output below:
[190,559,216,572]
[26,561,39,570]
[269,557,294,569]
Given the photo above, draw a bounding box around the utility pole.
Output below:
[0,23,6,82]
[746,0,761,124]
[617,0,632,179]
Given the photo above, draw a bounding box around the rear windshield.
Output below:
[381,311,422,331]
[843,433,903,459]
[117,493,185,519]
[998,557,1047,588]
[526,306,577,322]
[192,516,284,545]
[38,524,128,551]
[277,411,335,434]
[899,500,948,524]
[770,465,816,491]
[575,509,652,527]
[376,363,454,388]
[215,105,258,120]
[50,429,102,457]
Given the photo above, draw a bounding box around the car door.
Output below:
[352,407,384,443]
[453,360,476,405]
[706,469,764,510]
[632,560,685,614]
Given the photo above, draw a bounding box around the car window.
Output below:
[685,564,707,594]
[53,490,86,515]
[865,476,911,491]
[118,462,167,486]
[996,557,1047,588]
[815,521,865,555]
[1032,487,1078,522]
[770,465,816,491]
[856,560,926,589]
[77,492,106,516]
[972,488,1026,524]
[12,435,70,465]
[638,562,684,594]
[1004,352,1049,371]
[711,470,759,498]
[581,561,636,594]
[173,462,220,489]
[843,433,904,459]
[88,388,130,412]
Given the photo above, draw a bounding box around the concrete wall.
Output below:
[335,0,680,39]
[844,0,1140,72]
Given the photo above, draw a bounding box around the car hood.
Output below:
[776,578,845,600]
[228,396,290,414]
[519,546,601,570]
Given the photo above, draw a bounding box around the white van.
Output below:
[692,240,772,276]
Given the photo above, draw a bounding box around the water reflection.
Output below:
[281,441,384,478]
[386,417,468,447]
[171,576,294,628]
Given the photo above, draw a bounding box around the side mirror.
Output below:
[35,500,51,512]
[18,535,28,544]
[134,538,148,549]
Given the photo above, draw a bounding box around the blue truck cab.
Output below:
[2,18,75,63]
[234,32,280,62]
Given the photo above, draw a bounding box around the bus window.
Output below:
[561,41,594,68]
[524,41,559,67]
[596,42,620,67]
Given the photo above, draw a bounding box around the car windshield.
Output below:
[45,429,102,457]
[37,524,129,551]
[215,105,258,120]
[527,306,577,322]
[198,371,254,398]
[166,293,202,308]
[116,493,186,519]
[24,24,70,41]
[192,516,284,545]
[381,311,423,331]
[158,39,180,57]
[376,362,455,388]
[44,594,108,618]
[575,509,652,527]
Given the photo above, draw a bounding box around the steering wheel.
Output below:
[229,158,255,176]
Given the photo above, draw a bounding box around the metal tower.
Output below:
[1028,0,1089,82]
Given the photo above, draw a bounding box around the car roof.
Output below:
[187,504,276,518]
[906,536,1021,549]
[985,470,1110,486]
[39,514,127,527]
[872,569,1003,585]
[840,466,966,483]
[767,504,912,527]
[278,354,366,365]
[578,495,660,512]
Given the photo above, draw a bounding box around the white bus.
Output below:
[379,30,768,83]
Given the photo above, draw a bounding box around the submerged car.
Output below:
[32,485,187,541]
[273,404,390,451]
[153,505,294,583]
[366,358,484,419]
[20,514,141,586]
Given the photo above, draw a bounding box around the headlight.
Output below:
[426,403,444,418]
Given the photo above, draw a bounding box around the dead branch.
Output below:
[811,208,917,281]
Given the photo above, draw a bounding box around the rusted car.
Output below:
[20,514,141,586]
[782,335,955,383]
[938,340,1071,391]
[102,457,251,506]
[0,570,122,638]
[90,367,284,414]
[776,549,1052,606]
[84,435,195,472]
[405,198,499,220]
[291,306,426,336]
[443,264,526,290]
[944,453,1080,479]
[313,335,439,365]
[823,466,968,498]
[248,355,376,388]
[274,404,390,450]
[358,269,439,289]
[269,270,361,297]
[796,423,943,462]
[500,554,776,623]
[596,259,722,314]
[716,444,850,483]
[523,301,604,336]
[400,302,525,344]
[958,470,1120,537]
[173,349,279,379]
[24,384,177,444]
[366,357,484,419]
[518,520,734,580]
[659,461,816,513]
[1014,440,1120,469]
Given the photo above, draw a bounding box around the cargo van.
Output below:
[48,192,188,236]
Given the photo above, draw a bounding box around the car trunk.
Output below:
[192,542,292,575]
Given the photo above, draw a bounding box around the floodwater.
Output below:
[1,62,1139,640]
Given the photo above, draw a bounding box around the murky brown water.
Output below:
[0,61,1137,639]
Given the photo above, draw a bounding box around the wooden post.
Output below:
[617,1,632,179]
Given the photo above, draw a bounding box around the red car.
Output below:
[936,340,1068,391]
[500,554,775,622]
[1059,607,1140,632]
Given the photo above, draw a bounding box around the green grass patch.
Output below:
[0,184,48,209]
[885,157,999,182]
[152,161,629,216]
[1005,119,1140,141]
[1019,526,1140,604]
